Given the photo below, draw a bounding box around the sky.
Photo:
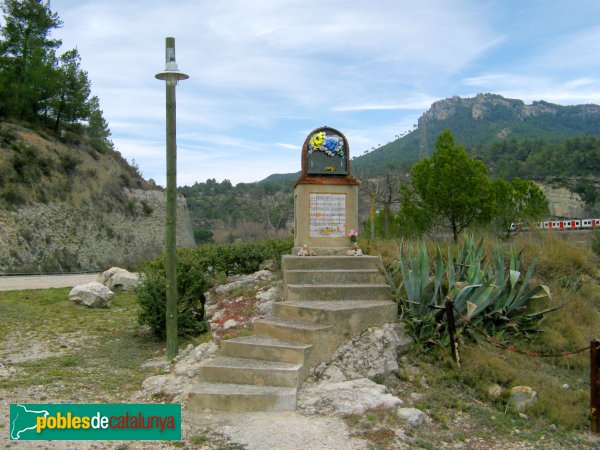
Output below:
[44,0,600,186]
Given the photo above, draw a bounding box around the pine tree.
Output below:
[0,0,62,120]
[50,48,90,131]
[404,129,495,242]
[86,95,114,152]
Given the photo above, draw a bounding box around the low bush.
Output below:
[136,237,293,339]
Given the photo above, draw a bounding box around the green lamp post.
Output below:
[155,37,188,360]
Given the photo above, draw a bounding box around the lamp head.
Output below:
[155,37,188,81]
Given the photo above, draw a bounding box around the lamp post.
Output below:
[155,37,188,360]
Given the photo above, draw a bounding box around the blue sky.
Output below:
[47,0,600,186]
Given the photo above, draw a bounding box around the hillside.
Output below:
[178,178,292,243]
[0,122,194,273]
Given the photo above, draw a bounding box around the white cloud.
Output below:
[462,73,600,104]
[43,0,600,185]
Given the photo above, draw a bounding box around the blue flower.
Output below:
[323,137,340,152]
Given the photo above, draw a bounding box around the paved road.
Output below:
[0,273,100,291]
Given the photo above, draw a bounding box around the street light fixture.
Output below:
[155,37,188,360]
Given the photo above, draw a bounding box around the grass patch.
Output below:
[0,288,165,401]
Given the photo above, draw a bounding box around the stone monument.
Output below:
[293,126,359,254]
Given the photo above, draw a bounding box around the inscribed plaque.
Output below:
[309,193,346,238]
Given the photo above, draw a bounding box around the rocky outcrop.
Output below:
[421,93,600,123]
[311,323,411,381]
[537,183,586,218]
[298,378,403,416]
[0,188,194,273]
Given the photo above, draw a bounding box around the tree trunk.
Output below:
[384,204,390,240]
[370,192,376,240]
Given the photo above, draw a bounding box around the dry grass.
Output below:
[369,230,600,444]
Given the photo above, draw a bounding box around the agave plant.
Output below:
[383,236,557,345]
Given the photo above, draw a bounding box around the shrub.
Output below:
[194,228,214,243]
[141,200,153,216]
[136,237,293,339]
[1,186,26,206]
[59,153,81,175]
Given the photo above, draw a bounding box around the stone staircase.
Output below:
[187,254,397,412]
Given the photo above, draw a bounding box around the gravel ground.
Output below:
[0,274,100,291]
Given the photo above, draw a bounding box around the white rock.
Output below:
[509,386,538,412]
[69,282,113,307]
[223,319,238,330]
[325,323,406,380]
[210,310,224,322]
[97,267,138,291]
[298,378,402,416]
[488,384,503,398]
[215,270,273,295]
[322,365,347,382]
[141,374,195,401]
[190,342,218,361]
[259,259,277,271]
[256,286,282,303]
[396,407,426,427]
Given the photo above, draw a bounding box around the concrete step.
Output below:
[198,356,304,388]
[221,335,312,365]
[253,317,332,345]
[273,300,398,335]
[286,283,391,301]
[284,269,386,285]
[282,255,381,271]
[187,382,297,412]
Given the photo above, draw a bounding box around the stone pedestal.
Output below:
[293,183,358,254]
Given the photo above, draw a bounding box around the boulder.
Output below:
[69,282,113,308]
[396,407,426,427]
[509,386,538,412]
[324,323,407,380]
[173,342,218,378]
[97,267,138,291]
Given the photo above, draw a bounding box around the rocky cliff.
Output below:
[0,122,195,273]
[421,93,600,123]
[0,189,194,273]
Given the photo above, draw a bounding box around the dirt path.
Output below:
[0,273,100,291]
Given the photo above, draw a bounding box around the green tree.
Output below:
[86,95,114,151]
[493,178,548,238]
[404,129,495,242]
[50,48,90,131]
[0,0,62,120]
[0,0,94,131]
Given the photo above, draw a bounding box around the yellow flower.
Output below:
[310,132,324,149]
